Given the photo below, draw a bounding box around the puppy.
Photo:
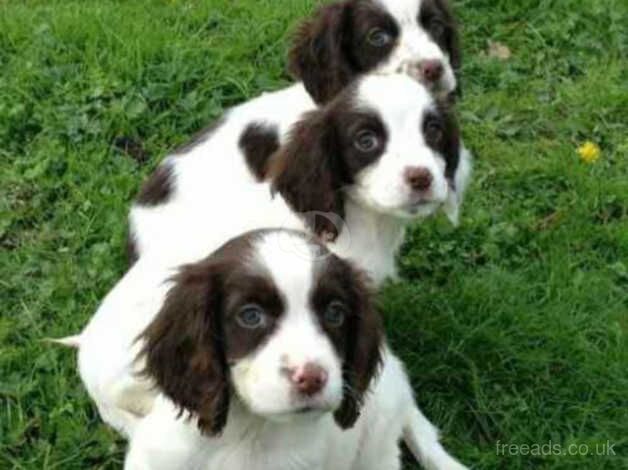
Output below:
[128,0,466,268]
[123,229,467,470]
[62,74,470,440]
[130,74,471,284]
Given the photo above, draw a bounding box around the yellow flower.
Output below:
[577,141,601,164]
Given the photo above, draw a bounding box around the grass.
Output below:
[1,0,626,468]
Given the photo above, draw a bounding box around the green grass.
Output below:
[1,0,626,468]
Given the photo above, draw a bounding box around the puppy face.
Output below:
[290,0,460,103]
[271,74,469,239]
[140,230,382,435]
[345,75,459,219]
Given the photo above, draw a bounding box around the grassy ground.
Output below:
[1,0,626,468]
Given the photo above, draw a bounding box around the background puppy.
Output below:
[128,0,465,268]
[290,0,460,103]
[124,229,467,470]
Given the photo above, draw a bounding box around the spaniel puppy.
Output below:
[130,74,471,284]
[123,229,467,470]
[128,0,466,268]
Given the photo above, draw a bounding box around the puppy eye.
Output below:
[324,301,348,327]
[424,120,443,143]
[354,129,380,153]
[429,19,446,38]
[366,28,393,48]
[236,304,267,329]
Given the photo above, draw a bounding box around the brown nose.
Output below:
[290,363,328,396]
[420,59,443,82]
[405,166,433,191]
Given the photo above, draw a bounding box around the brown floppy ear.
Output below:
[268,111,345,240]
[334,269,383,429]
[435,0,462,71]
[139,261,229,436]
[288,2,355,104]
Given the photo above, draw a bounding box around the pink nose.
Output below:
[405,166,433,191]
[290,363,328,396]
[420,59,443,82]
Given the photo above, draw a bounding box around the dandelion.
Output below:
[577,141,601,164]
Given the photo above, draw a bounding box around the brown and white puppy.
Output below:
[127,74,471,283]
[123,229,467,470]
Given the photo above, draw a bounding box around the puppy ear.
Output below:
[139,261,229,436]
[334,269,383,429]
[288,2,354,104]
[268,111,345,240]
[443,145,472,226]
[434,99,471,226]
[431,0,461,71]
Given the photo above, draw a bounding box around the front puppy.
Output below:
[140,229,382,436]
[127,229,467,470]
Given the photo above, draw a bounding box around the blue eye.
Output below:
[237,305,267,329]
[324,301,348,327]
[367,28,393,47]
[354,129,379,152]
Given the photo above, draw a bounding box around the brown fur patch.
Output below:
[136,163,173,206]
[238,122,280,181]
[126,231,139,266]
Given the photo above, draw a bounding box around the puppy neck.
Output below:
[332,197,406,284]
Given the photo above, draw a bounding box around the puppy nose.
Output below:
[290,363,328,396]
[420,59,443,82]
[405,166,433,191]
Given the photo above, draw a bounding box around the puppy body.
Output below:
[125,350,463,470]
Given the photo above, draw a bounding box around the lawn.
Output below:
[1,0,627,468]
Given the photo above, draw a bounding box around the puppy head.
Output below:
[289,0,460,104]
[270,74,471,240]
[140,229,383,435]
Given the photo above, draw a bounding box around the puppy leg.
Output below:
[403,404,468,470]
[125,396,207,470]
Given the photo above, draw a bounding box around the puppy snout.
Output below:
[289,363,328,396]
[404,166,433,191]
[419,59,443,82]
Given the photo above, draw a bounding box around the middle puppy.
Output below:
[129,73,471,284]
[125,229,467,470]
